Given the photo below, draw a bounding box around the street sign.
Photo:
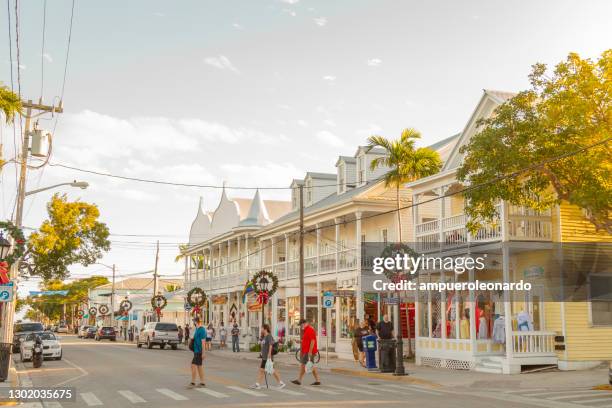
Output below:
[0,282,14,303]
[322,291,334,309]
[385,297,399,305]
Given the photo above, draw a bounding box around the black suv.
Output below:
[13,322,45,353]
[95,326,117,341]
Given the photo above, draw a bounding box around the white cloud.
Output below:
[322,75,336,81]
[220,161,302,193]
[314,17,327,27]
[282,9,297,17]
[203,55,239,73]
[367,58,382,67]
[42,53,53,63]
[356,123,383,137]
[297,120,308,127]
[315,130,344,148]
[323,119,336,127]
[232,23,243,30]
[277,104,291,110]
[279,0,299,4]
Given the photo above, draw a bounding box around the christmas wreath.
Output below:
[76,310,84,318]
[151,294,167,317]
[89,306,97,317]
[0,220,25,266]
[98,304,109,315]
[187,287,206,315]
[250,270,278,305]
[119,299,132,316]
[379,243,420,283]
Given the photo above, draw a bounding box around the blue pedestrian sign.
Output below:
[323,291,334,309]
[0,281,14,303]
[184,303,192,312]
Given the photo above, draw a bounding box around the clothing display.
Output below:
[492,316,505,344]
[478,316,488,339]
[460,318,470,339]
[517,311,534,331]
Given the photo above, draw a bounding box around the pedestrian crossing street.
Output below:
[502,387,612,407]
[19,382,446,407]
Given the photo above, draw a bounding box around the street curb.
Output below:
[0,356,24,406]
[329,367,441,387]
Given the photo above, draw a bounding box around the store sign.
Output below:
[328,290,354,298]
[323,292,334,309]
[0,281,14,302]
[385,297,399,305]
[212,295,228,305]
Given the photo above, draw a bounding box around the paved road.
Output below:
[7,335,612,408]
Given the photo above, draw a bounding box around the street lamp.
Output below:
[0,233,11,260]
[25,180,89,197]
[258,276,269,324]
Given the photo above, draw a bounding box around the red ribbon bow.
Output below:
[256,290,269,305]
[0,261,9,284]
[192,305,201,315]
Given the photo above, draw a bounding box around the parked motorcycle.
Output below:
[32,335,43,368]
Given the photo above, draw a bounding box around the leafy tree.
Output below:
[457,50,611,233]
[368,128,443,242]
[368,128,442,358]
[25,194,111,280]
[0,84,21,123]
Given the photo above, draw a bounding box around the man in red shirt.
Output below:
[291,318,321,385]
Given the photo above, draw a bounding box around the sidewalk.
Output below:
[0,356,24,406]
[208,348,611,391]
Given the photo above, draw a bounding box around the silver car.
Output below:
[137,322,180,350]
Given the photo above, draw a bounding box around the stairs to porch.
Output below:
[474,356,504,374]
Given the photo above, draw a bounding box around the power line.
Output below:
[39,0,47,99]
[60,0,75,101]
[48,162,388,190]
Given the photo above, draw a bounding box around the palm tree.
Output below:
[368,128,442,242]
[367,128,442,361]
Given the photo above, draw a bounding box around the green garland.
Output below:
[250,270,278,297]
[151,294,167,310]
[187,287,206,308]
[120,299,132,312]
[98,304,109,315]
[89,306,97,317]
[379,243,419,282]
[0,220,25,266]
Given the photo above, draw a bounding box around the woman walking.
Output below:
[250,324,285,390]
[206,323,214,351]
[353,320,369,367]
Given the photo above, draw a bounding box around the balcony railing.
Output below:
[511,331,556,356]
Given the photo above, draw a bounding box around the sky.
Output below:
[1,0,611,296]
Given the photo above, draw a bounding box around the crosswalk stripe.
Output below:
[195,388,229,398]
[327,384,378,395]
[308,387,342,395]
[383,384,443,396]
[80,392,103,406]
[573,396,612,403]
[226,385,266,397]
[156,388,188,401]
[273,388,306,396]
[361,384,403,394]
[118,390,146,403]
[548,391,611,400]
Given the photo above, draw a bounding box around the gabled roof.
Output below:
[335,156,356,166]
[290,179,304,187]
[355,145,387,156]
[305,172,336,180]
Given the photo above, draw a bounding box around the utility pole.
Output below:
[0,100,62,364]
[111,264,116,327]
[299,185,305,321]
[153,240,160,322]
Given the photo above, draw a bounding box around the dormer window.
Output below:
[306,178,313,205]
[357,155,366,185]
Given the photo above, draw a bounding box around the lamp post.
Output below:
[24,180,89,197]
[0,234,11,260]
[259,276,269,325]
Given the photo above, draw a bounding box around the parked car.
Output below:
[19,331,62,361]
[78,325,92,338]
[137,322,180,350]
[95,326,117,341]
[12,322,45,353]
[84,327,97,339]
[57,325,69,334]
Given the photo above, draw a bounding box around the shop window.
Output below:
[418,290,429,337]
[590,275,612,326]
[339,296,356,338]
[431,292,441,338]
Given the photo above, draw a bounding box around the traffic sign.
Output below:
[184,303,192,311]
[323,291,334,309]
[0,282,14,303]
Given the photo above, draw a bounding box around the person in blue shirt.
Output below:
[189,316,207,388]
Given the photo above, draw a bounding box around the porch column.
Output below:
[503,244,513,361]
[316,281,322,341]
[284,234,289,278]
[469,267,476,353]
[271,291,278,337]
[438,186,447,243]
[243,236,249,330]
[316,224,321,275]
[186,255,191,290]
[355,211,364,321]
[441,270,447,343]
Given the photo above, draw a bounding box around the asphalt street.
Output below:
[7,335,612,408]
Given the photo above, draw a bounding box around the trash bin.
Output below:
[0,342,12,382]
[362,334,377,371]
[378,339,396,373]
